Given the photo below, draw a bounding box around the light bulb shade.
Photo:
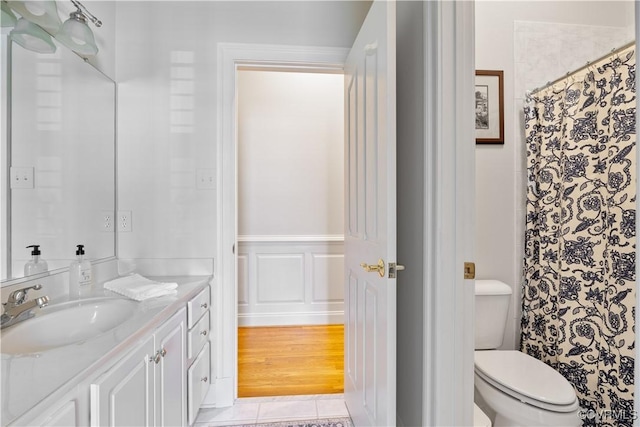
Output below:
[10,17,56,53]
[1,2,17,27]
[55,15,97,56]
[6,1,61,33]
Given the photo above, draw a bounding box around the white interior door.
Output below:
[343,1,396,425]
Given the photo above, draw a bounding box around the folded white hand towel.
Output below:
[104,274,178,301]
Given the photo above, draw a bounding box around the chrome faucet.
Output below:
[1,284,49,329]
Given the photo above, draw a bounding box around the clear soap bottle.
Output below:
[24,245,48,276]
[69,244,93,299]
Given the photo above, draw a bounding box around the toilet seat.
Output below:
[474,350,579,413]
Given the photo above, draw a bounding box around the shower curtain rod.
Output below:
[530,40,636,95]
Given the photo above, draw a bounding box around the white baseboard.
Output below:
[238,310,344,326]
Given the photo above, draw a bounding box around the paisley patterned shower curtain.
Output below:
[521,45,636,425]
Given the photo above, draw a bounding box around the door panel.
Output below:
[347,74,358,238]
[155,309,186,427]
[364,51,379,241]
[344,1,396,425]
[90,337,153,427]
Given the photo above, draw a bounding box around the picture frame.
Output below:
[475,70,504,144]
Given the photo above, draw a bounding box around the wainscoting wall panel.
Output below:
[238,235,344,326]
[238,254,249,306]
[256,254,305,303]
[311,254,345,303]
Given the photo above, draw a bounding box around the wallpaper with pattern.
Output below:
[521,46,636,426]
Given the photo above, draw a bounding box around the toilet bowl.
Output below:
[474,280,581,426]
[474,350,581,426]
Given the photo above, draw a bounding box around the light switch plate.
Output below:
[10,167,34,189]
[196,169,215,190]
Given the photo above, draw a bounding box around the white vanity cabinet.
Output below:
[25,388,87,427]
[4,279,213,427]
[89,308,186,427]
[186,286,211,425]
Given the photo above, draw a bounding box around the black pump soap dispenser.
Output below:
[24,245,49,276]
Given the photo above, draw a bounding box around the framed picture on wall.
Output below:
[475,70,504,144]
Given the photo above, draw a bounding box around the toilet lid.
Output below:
[474,350,576,406]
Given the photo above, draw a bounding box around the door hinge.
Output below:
[388,262,405,279]
[464,262,475,279]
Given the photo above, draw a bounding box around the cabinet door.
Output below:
[90,336,154,427]
[187,341,210,426]
[39,400,77,427]
[154,308,186,427]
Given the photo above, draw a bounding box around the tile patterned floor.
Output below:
[194,394,351,427]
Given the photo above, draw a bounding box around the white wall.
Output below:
[237,70,344,326]
[475,0,635,350]
[115,1,368,270]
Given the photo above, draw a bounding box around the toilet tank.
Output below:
[475,280,512,350]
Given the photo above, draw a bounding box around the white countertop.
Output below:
[1,275,211,426]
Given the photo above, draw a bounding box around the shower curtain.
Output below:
[521,45,636,425]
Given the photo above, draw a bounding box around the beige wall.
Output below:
[237,70,344,236]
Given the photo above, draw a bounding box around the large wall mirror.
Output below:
[1,36,116,284]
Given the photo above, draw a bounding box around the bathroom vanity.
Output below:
[1,276,212,427]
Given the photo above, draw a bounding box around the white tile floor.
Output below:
[194,394,351,426]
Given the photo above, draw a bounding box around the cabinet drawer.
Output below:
[187,286,210,329]
[187,342,210,426]
[188,310,210,362]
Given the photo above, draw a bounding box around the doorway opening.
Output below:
[235,67,345,398]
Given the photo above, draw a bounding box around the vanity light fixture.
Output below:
[55,0,101,56]
[1,1,17,27]
[9,17,56,53]
[6,0,61,33]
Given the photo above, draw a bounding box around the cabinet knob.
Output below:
[201,376,208,383]
[152,352,161,364]
[201,330,208,336]
[160,347,167,357]
[200,302,208,309]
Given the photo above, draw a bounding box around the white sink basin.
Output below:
[1,297,138,355]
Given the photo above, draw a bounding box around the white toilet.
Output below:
[474,280,582,427]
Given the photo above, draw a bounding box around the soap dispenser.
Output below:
[69,244,93,299]
[24,245,48,276]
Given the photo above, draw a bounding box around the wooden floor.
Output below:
[238,324,344,398]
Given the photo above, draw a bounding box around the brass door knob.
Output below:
[360,259,385,278]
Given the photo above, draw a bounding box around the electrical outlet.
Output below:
[196,168,215,190]
[118,210,132,232]
[101,211,114,232]
[10,167,34,189]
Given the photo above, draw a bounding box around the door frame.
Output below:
[422,2,476,425]
[212,43,349,406]
[212,2,477,420]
